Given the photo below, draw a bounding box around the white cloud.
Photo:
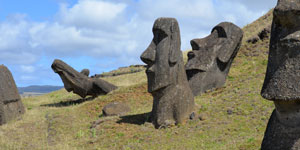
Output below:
[58,0,127,28]
[0,0,278,86]
[20,65,35,73]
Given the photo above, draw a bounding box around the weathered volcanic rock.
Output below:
[51,59,117,98]
[102,102,131,116]
[0,65,25,125]
[185,22,243,96]
[258,27,271,41]
[261,0,300,149]
[140,17,195,128]
[80,69,90,76]
[246,36,259,44]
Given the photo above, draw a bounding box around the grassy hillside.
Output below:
[0,10,274,150]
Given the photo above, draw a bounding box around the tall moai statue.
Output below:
[185,22,243,96]
[140,18,195,128]
[0,65,25,125]
[261,0,300,149]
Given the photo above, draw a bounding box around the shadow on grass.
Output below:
[41,96,96,107]
[117,112,152,125]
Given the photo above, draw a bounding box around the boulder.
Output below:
[0,65,25,125]
[102,102,131,116]
[258,27,271,41]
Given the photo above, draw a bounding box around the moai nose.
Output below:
[141,42,156,65]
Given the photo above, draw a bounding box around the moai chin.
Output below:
[0,65,25,125]
[51,59,117,98]
[185,22,243,96]
[261,0,300,149]
[140,17,195,128]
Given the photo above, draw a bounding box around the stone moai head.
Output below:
[51,59,85,94]
[52,59,117,98]
[261,0,300,101]
[185,22,243,96]
[0,65,25,125]
[140,18,194,128]
[260,1,300,149]
[141,17,182,93]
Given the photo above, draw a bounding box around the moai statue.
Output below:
[185,22,243,96]
[0,65,25,125]
[140,18,195,128]
[51,59,117,98]
[261,0,300,149]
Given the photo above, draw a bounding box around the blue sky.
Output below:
[0,0,277,87]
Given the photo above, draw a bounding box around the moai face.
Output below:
[260,1,300,149]
[51,60,79,93]
[140,18,181,93]
[185,22,243,95]
[261,0,300,100]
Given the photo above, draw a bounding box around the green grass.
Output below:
[0,10,275,150]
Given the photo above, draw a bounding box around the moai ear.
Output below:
[213,26,235,63]
[214,23,243,63]
[169,21,181,65]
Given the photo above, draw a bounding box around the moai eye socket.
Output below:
[190,40,200,50]
[153,29,168,45]
[212,26,227,38]
[187,51,195,60]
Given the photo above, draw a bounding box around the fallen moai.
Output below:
[0,65,25,125]
[261,0,300,149]
[185,22,243,96]
[51,59,117,98]
[141,17,195,128]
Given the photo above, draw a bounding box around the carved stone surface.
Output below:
[80,69,90,76]
[0,65,25,125]
[51,59,117,98]
[261,0,300,149]
[140,17,195,128]
[185,22,243,96]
